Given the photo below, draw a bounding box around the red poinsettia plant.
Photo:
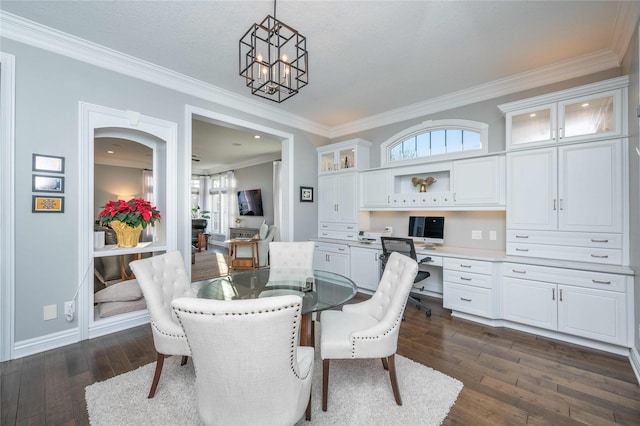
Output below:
[97,198,161,229]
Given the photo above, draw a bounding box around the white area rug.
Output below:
[86,353,462,425]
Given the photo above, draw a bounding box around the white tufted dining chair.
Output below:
[320,251,418,410]
[129,251,195,398]
[268,241,315,269]
[172,294,314,425]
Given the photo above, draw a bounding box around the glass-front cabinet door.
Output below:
[317,139,371,174]
[507,104,556,148]
[558,90,619,143]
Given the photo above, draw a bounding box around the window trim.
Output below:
[380,119,489,166]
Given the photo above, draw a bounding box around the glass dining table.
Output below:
[194,268,358,346]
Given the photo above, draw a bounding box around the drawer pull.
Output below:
[592,279,612,285]
[512,269,527,274]
[590,254,609,259]
[590,239,609,243]
[515,235,529,239]
[460,264,472,268]
[460,297,472,302]
[552,288,555,301]
[460,277,472,281]
[515,248,529,252]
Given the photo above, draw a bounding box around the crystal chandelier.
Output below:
[239,0,308,103]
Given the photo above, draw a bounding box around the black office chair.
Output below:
[380,237,432,318]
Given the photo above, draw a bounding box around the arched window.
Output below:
[381,119,488,166]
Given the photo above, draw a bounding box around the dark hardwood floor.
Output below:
[2,294,639,425]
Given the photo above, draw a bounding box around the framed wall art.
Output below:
[32,153,65,173]
[300,186,313,202]
[32,195,65,213]
[32,174,64,193]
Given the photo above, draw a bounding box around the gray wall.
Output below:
[2,37,323,342]
[234,162,274,229]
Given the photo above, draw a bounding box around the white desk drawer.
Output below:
[444,270,492,289]
[507,243,622,265]
[443,282,492,317]
[443,258,492,274]
[503,263,628,292]
[507,230,622,249]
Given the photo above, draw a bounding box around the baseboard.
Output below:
[629,346,640,385]
[11,311,150,360]
[13,328,80,359]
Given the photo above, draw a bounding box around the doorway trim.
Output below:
[184,105,295,267]
[1,52,16,361]
[79,102,178,340]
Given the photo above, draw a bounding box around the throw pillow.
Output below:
[98,298,147,318]
[259,223,269,240]
[94,279,143,303]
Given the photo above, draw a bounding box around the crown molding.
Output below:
[0,11,331,138]
[330,49,621,138]
[610,0,640,59]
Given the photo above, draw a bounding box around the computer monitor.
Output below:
[408,216,445,247]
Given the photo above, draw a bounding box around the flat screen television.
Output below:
[408,216,445,247]
[237,188,264,216]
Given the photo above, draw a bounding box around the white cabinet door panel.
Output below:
[558,140,622,232]
[503,277,557,331]
[336,173,358,222]
[453,156,505,205]
[558,285,626,345]
[507,148,557,230]
[349,247,381,291]
[318,175,337,222]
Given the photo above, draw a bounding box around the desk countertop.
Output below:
[312,237,635,276]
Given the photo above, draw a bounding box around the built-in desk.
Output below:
[312,237,635,355]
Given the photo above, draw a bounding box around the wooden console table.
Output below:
[226,238,259,270]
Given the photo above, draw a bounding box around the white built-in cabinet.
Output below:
[452,155,505,206]
[502,263,629,346]
[313,242,350,276]
[443,258,499,319]
[349,246,382,292]
[501,79,625,150]
[317,139,371,240]
[360,155,505,210]
[502,76,628,266]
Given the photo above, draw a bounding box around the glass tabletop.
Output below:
[195,268,357,315]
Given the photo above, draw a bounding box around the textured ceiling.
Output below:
[1,1,637,169]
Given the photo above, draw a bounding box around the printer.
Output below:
[357,227,392,244]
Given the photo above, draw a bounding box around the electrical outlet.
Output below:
[43,304,57,321]
[489,230,497,241]
[471,230,482,240]
[64,301,75,322]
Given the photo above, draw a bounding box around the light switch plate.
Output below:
[471,230,482,240]
[489,231,497,241]
[43,304,57,321]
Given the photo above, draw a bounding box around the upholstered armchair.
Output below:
[191,219,207,247]
[320,251,418,410]
[129,251,195,398]
[234,223,277,267]
[172,294,314,425]
[268,241,315,269]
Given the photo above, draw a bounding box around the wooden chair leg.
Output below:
[180,356,188,366]
[305,388,312,420]
[322,359,330,411]
[387,354,402,406]
[381,357,389,370]
[148,352,165,398]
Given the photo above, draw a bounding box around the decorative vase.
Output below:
[110,220,143,248]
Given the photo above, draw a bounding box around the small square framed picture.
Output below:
[300,186,313,202]
[32,195,65,213]
[32,154,65,173]
[32,174,64,193]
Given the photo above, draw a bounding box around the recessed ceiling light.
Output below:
[581,103,590,107]
[254,135,261,139]
[107,150,114,154]
[529,113,536,118]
